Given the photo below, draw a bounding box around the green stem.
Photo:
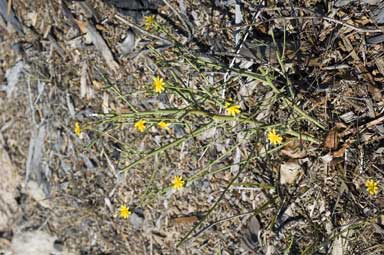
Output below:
[121,121,215,172]
[285,129,321,144]
[191,57,326,130]
[99,109,264,125]
[177,148,256,247]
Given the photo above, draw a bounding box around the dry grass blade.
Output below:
[324,128,340,149]
[6,0,10,16]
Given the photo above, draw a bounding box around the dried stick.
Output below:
[114,14,173,45]
[231,6,383,34]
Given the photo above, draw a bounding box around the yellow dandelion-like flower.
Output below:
[119,205,131,219]
[158,121,170,130]
[267,128,283,145]
[144,15,155,30]
[74,122,81,137]
[365,179,379,196]
[225,103,241,117]
[172,176,185,190]
[153,76,165,93]
[134,119,146,132]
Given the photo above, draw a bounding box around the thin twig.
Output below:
[177,146,257,247]
[100,109,264,125]
[192,57,326,130]
[114,14,173,45]
[301,6,383,33]
[265,6,383,33]
[161,0,192,41]
[189,201,271,242]
[228,10,383,34]
[121,121,215,172]
[340,114,384,137]
[7,0,11,16]
[221,10,262,101]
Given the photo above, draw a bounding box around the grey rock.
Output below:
[364,0,382,4]
[130,208,144,230]
[0,0,23,34]
[105,0,162,20]
[0,61,24,97]
[367,34,384,44]
[334,0,357,7]
[242,216,261,252]
[119,29,135,55]
[373,3,384,24]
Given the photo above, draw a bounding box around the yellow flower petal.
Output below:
[74,122,81,137]
[267,128,283,145]
[134,119,146,132]
[153,76,165,93]
[144,15,155,30]
[172,176,185,190]
[225,104,241,116]
[119,205,131,219]
[365,179,379,196]
[158,121,170,130]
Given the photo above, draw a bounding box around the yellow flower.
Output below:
[172,176,185,190]
[144,15,155,30]
[134,119,146,132]
[365,179,379,196]
[267,128,283,145]
[158,121,170,130]
[74,122,81,137]
[153,76,165,93]
[119,205,131,219]
[225,103,241,116]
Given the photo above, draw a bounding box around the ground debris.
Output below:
[75,19,119,73]
[0,145,20,231]
[1,0,384,254]
[10,230,72,255]
[0,61,24,97]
